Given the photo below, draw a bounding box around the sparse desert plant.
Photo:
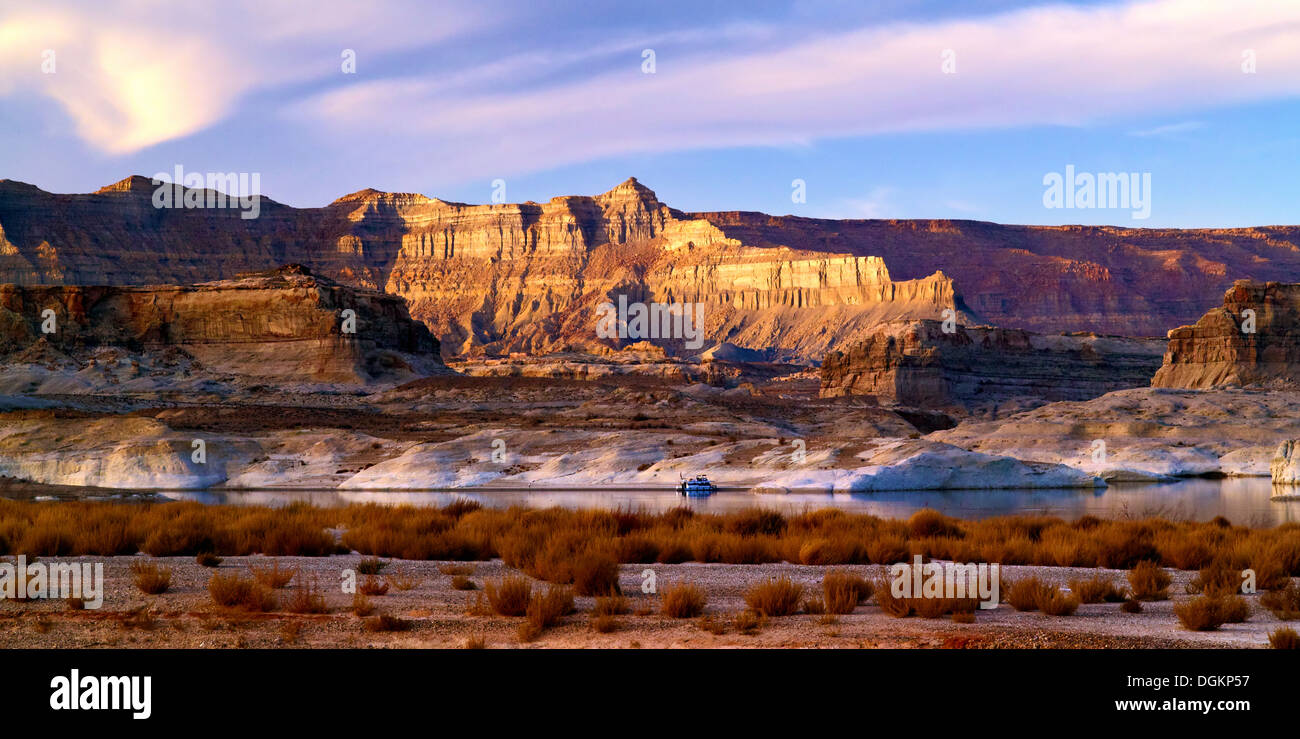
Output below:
[525,585,575,630]
[438,563,475,576]
[697,614,728,635]
[732,609,766,635]
[285,577,329,614]
[119,606,157,631]
[1121,598,1143,614]
[463,634,488,649]
[195,552,222,568]
[1175,596,1230,631]
[1127,561,1171,601]
[1038,590,1080,617]
[1260,582,1300,619]
[802,596,826,615]
[823,571,873,614]
[1269,626,1299,649]
[1217,594,1251,623]
[744,576,804,617]
[351,593,375,617]
[1005,577,1054,612]
[358,575,390,596]
[572,553,621,596]
[451,575,476,591]
[386,572,421,591]
[660,583,706,618]
[1186,561,1239,597]
[357,557,386,575]
[362,613,412,632]
[130,561,172,595]
[484,575,533,617]
[208,572,275,611]
[1069,575,1126,603]
[249,561,297,589]
[592,593,630,617]
[875,584,915,618]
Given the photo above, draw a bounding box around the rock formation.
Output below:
[0,265,441,385]
[5,177,1300,359]
[1270,440,1300,491]
[820,320,1164,408]
[1151,280,1300,389]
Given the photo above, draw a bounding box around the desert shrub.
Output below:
[285,578,329,614]
[526,585,575,630]
[1269,627,1299,649]
[357,557,386,575]
[572,553,621,596]
[1005,578,1053,612]
[909,509,961,539]
[744,577,804,617]
[351,593,375,617]
[484,575,533,617]
[1187,561,1239,597]
[386,572,421,591]
[1069,575,1126,603]
[1217,594,1251,623]
[363,614,412,632]
[451,575,476,591]
[1175,596,1230,631]
[1260,582,1300,619]
[725,509,786,537]
[1039,590,1080,617]
[249,561,297,589]
[823,571,873,614]
[358,576,390,597]
[592,593,630,617]
[438,563,475,576]
[1127,561,1171,601]
[208,573,275,611]
[591,615,619,633]
[463,634,488,649]
[732,609,766,635]
[1120,598,1142,613]
[130,561,171,595]
[661,583,706,618]
[866,536,910,565]
[195,552,222,567]
[875,584,915,618]
[697,615,728,635]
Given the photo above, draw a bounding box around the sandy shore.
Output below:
[0,555,1287,649]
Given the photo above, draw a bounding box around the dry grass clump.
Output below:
[249,561,297,589]
[463,634,488,649]
[525,585,575,630]
[356,557,386,575]
[1120,598,1143,614]
[196,552,223,567]
[129,561,172,595]
[386,572,422,591]
[1005,577,1054,612]
[484,575,533,617]
[1260,582,1300,619]
[451,575,476,591]
[208,572,275,611]
[661,583,706,618]
[351,593,376,617]
[285,577,329,614]
[1186,561,1240,597]
[362,613,412,632]
[744,576,804,617]
[591,614,619,633]
[438,563,475,576]
[1127,561,1172,601]
[1068,575,1126,604]
[592,593,630,617]
[732,609,766,635]
[571,553,621,596]
[697,615,728,635]
[357,576,390,597]
[1038,590,1080,617]
[1175,596,1230,631]
[822,571,873,614]
[1269,627,1299,649]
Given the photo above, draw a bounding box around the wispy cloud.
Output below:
[1127,120,1206,137]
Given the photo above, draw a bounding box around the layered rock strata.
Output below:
[1151,281,1300,389]
[820,320,1164,407]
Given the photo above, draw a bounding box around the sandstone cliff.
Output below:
[1150,280,1300,389]
[5,176,1300,359]
[0,265,441,385]
[820,320,1164,408]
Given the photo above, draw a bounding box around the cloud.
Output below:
[0,2,484,154]
[290,0,1300,180]
[1127,120,1206,137]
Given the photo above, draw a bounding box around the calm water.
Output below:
[18,476,1299,527]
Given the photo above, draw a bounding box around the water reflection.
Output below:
[132,477,1300,527]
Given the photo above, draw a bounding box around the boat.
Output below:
[676,475,717,497]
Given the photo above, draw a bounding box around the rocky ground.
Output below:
[0,556,1285,649]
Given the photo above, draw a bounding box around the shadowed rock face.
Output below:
[820,320,1164,408]
[4,176,1300,359]
[0,265,442,384]
[1151,280,1300,389]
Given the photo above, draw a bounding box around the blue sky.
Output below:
[1,0,1298,227]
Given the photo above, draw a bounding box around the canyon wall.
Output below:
[0,265,441,384]
[4,176,1300,359]
[820,320,1165,408]
[1151,280,1300,389]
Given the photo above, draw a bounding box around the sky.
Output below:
[0,0,1298,227]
